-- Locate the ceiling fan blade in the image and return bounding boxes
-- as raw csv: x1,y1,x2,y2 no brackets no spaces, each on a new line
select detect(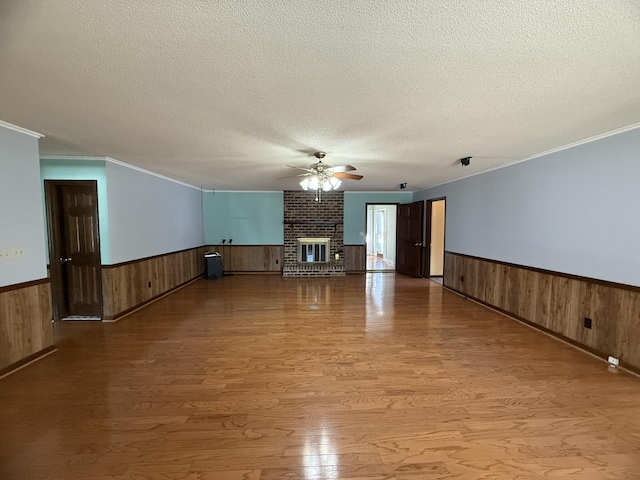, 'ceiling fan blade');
277,172,312,180
329,165,356,173
333,172,363,180
286,165,314,172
